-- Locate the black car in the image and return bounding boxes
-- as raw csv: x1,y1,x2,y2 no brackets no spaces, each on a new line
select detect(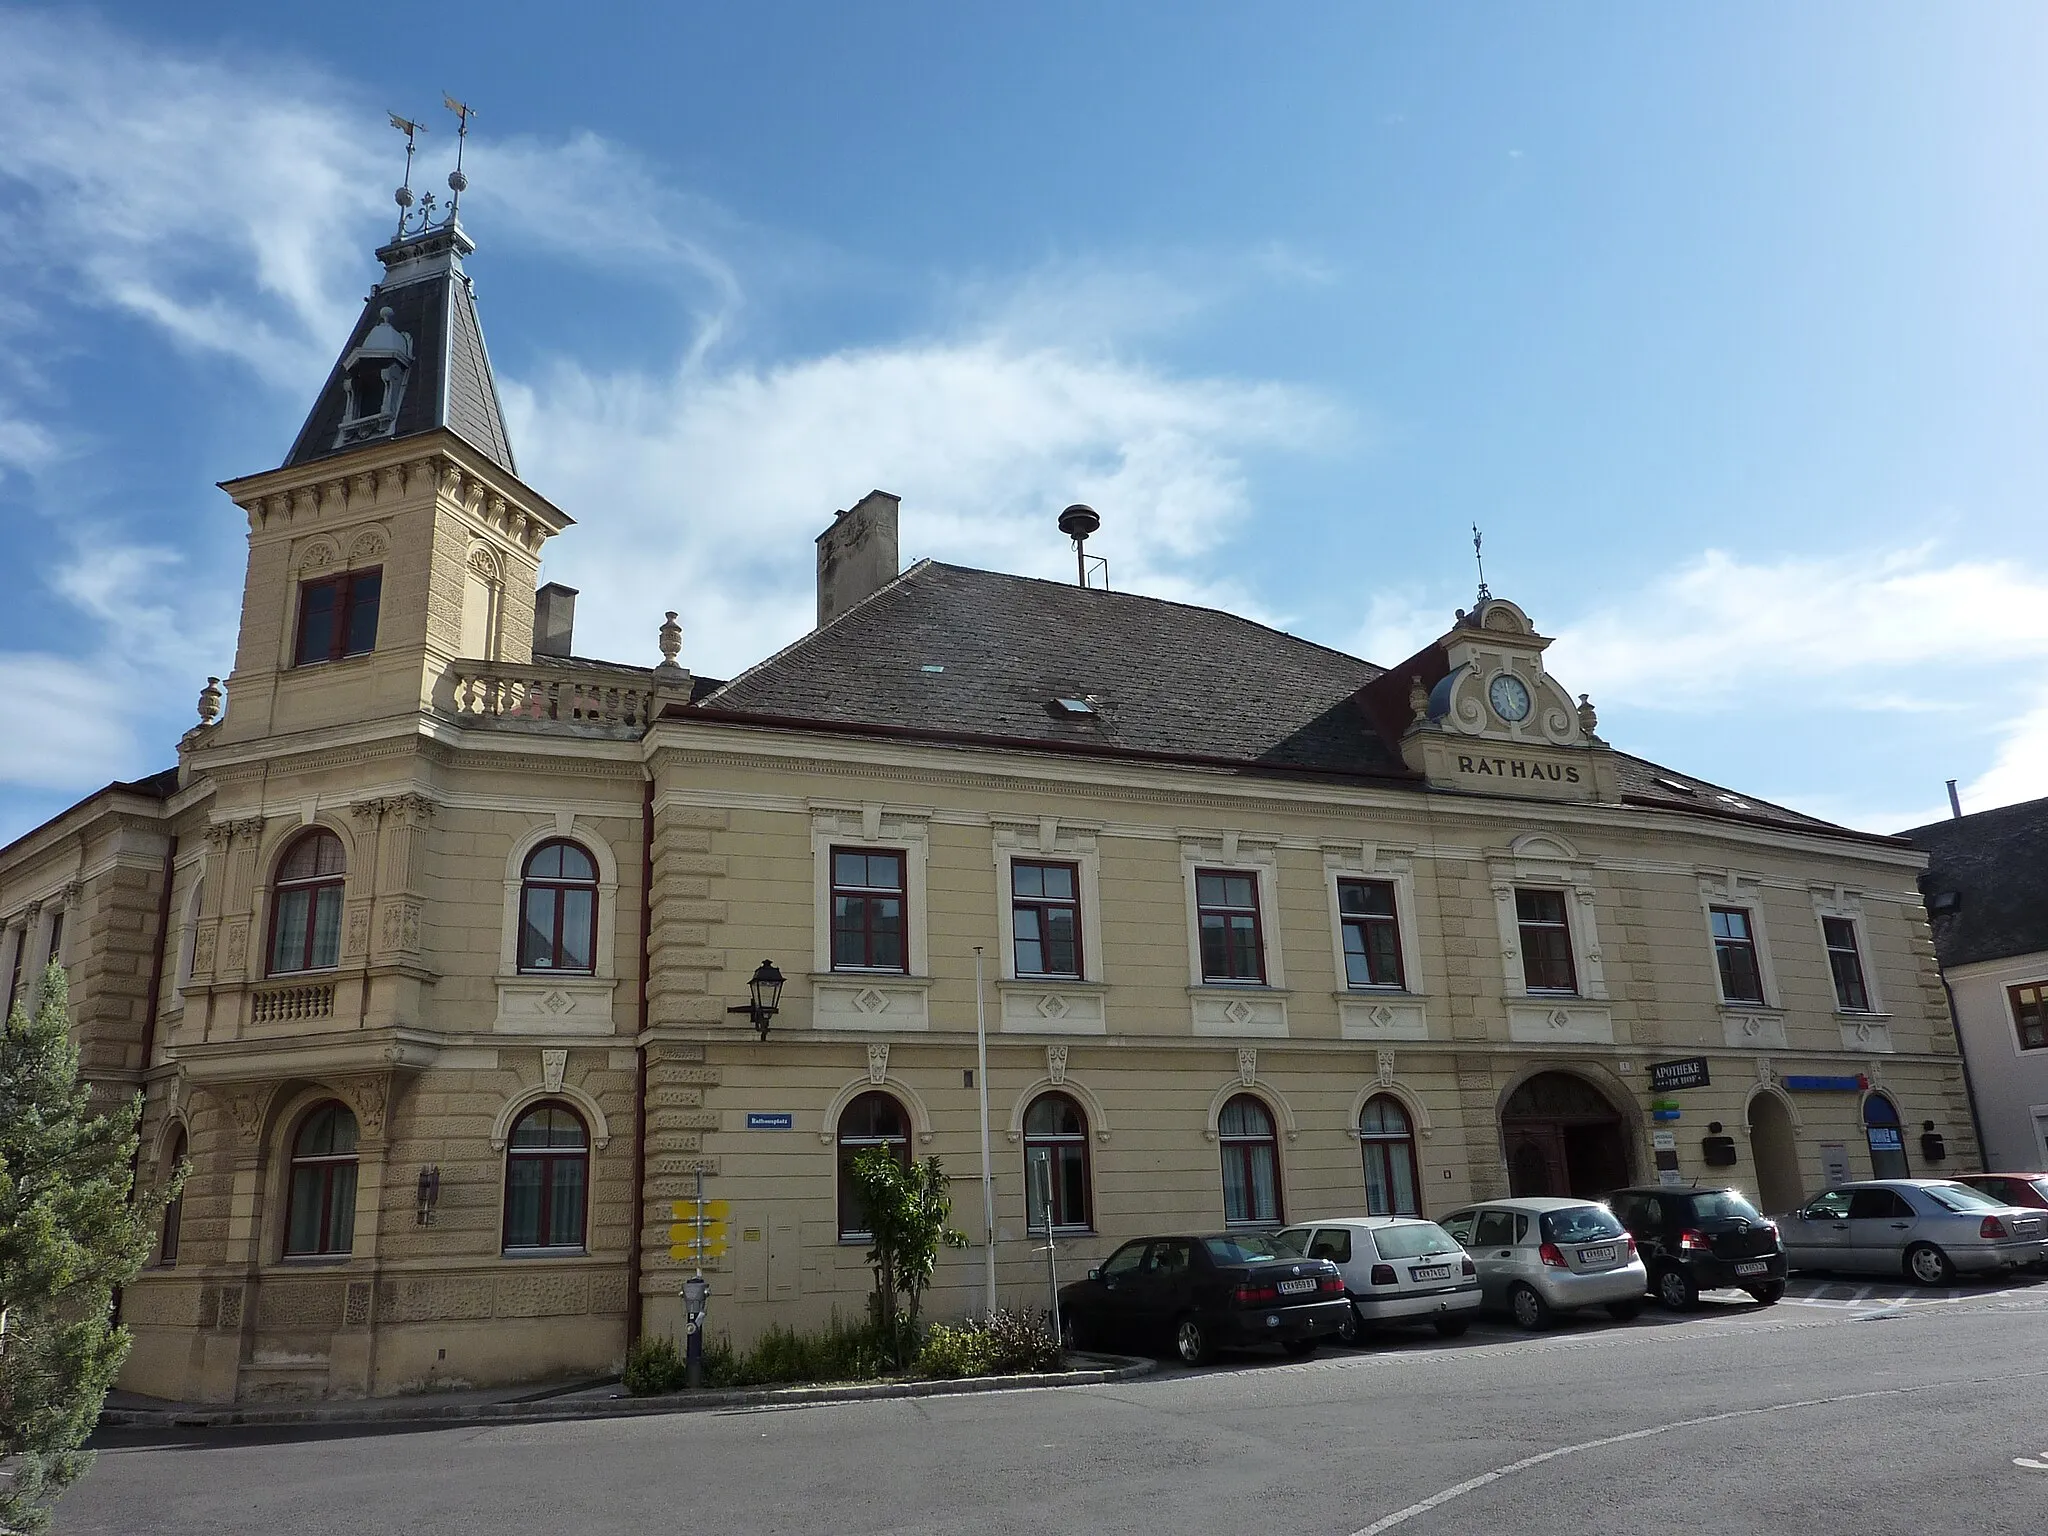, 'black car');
1058,1233,1351,1364
1605,1186,1787,1309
